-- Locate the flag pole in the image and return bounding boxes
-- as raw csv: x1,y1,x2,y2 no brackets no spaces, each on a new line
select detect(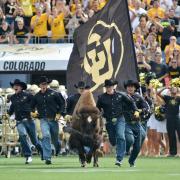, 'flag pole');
124,0,140,83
